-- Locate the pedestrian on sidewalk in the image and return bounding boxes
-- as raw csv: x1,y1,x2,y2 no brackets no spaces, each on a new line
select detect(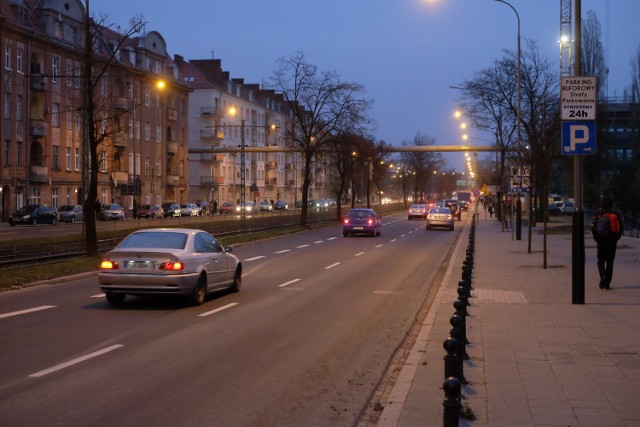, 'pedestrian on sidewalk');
590,198,623,289
488,204,494,218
